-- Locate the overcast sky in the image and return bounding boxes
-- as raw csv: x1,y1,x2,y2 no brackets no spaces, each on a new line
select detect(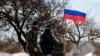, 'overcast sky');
67,0,100,23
